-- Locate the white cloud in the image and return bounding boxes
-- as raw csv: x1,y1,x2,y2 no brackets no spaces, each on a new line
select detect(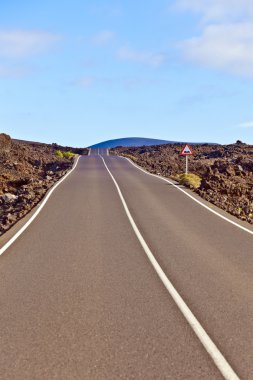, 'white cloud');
75,75,162,89
118,46,166,67
178,85,238,107
78,76,96,87
0,30,60,58
238,121,253,128
175,1,253,76
175,0,253,22
91,30,114,46
0,64,33,78
180,22,253,76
